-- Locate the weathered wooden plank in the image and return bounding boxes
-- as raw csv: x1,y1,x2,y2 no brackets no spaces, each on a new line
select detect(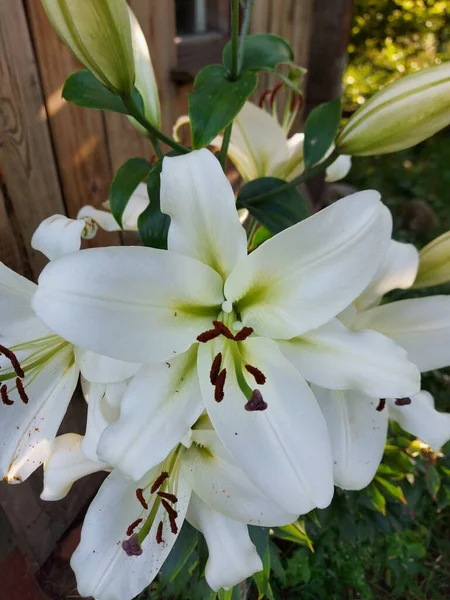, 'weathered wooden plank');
0,0,66,279
104,0,177,172
0,177,30,278
25,0,120,248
